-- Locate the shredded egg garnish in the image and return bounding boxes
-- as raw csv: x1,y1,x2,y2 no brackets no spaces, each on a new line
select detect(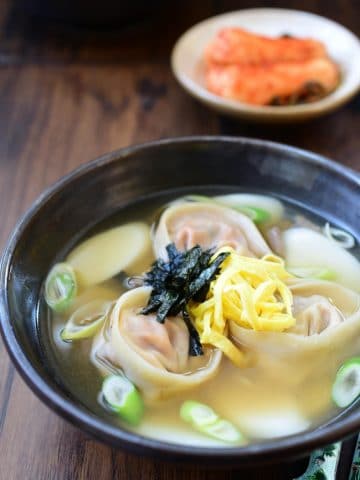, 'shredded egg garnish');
189,247,296,367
